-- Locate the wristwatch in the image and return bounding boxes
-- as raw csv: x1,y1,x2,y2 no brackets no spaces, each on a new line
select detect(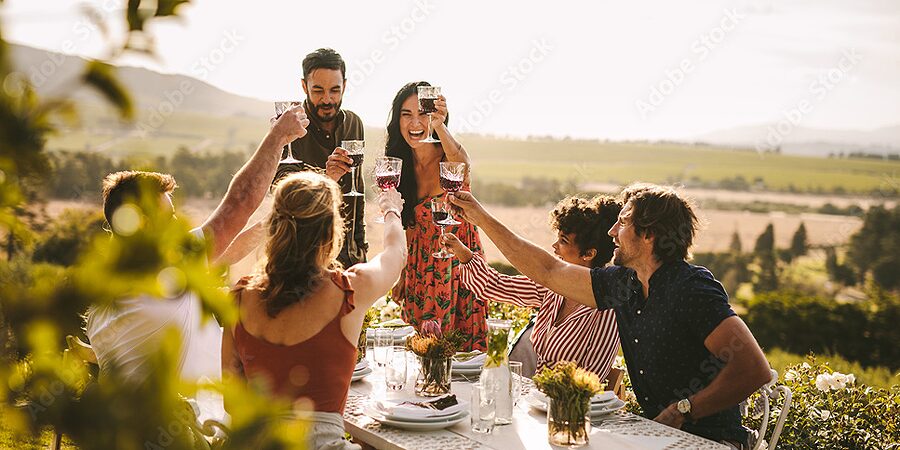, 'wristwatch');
676,398,693,422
